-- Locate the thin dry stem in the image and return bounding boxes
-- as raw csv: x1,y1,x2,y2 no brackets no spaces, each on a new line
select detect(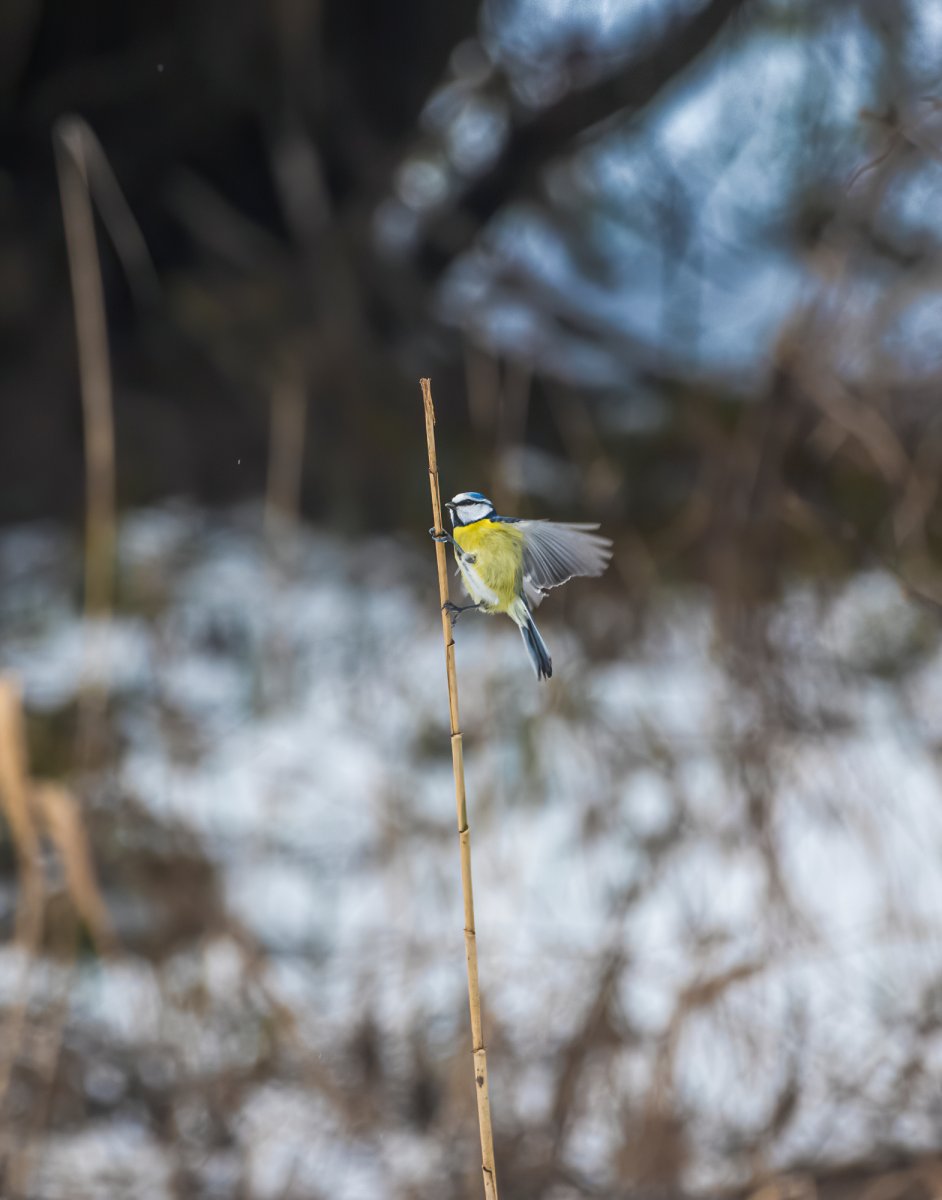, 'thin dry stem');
265,358,308,547
0,680,110,1190
4,906,79,1199
0,679,45,1108
62,116,160,307
54,116,118,765
34,782,115,955
54,117,116,622
422,378,499,1200
262,358,308,707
